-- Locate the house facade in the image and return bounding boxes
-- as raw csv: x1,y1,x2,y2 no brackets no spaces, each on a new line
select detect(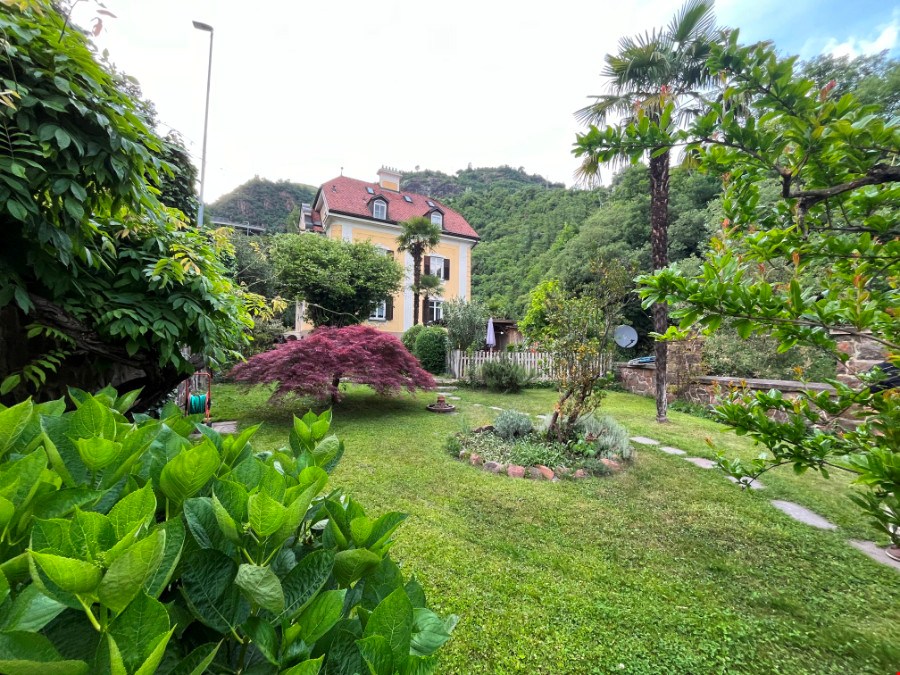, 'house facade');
294,167,480,337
